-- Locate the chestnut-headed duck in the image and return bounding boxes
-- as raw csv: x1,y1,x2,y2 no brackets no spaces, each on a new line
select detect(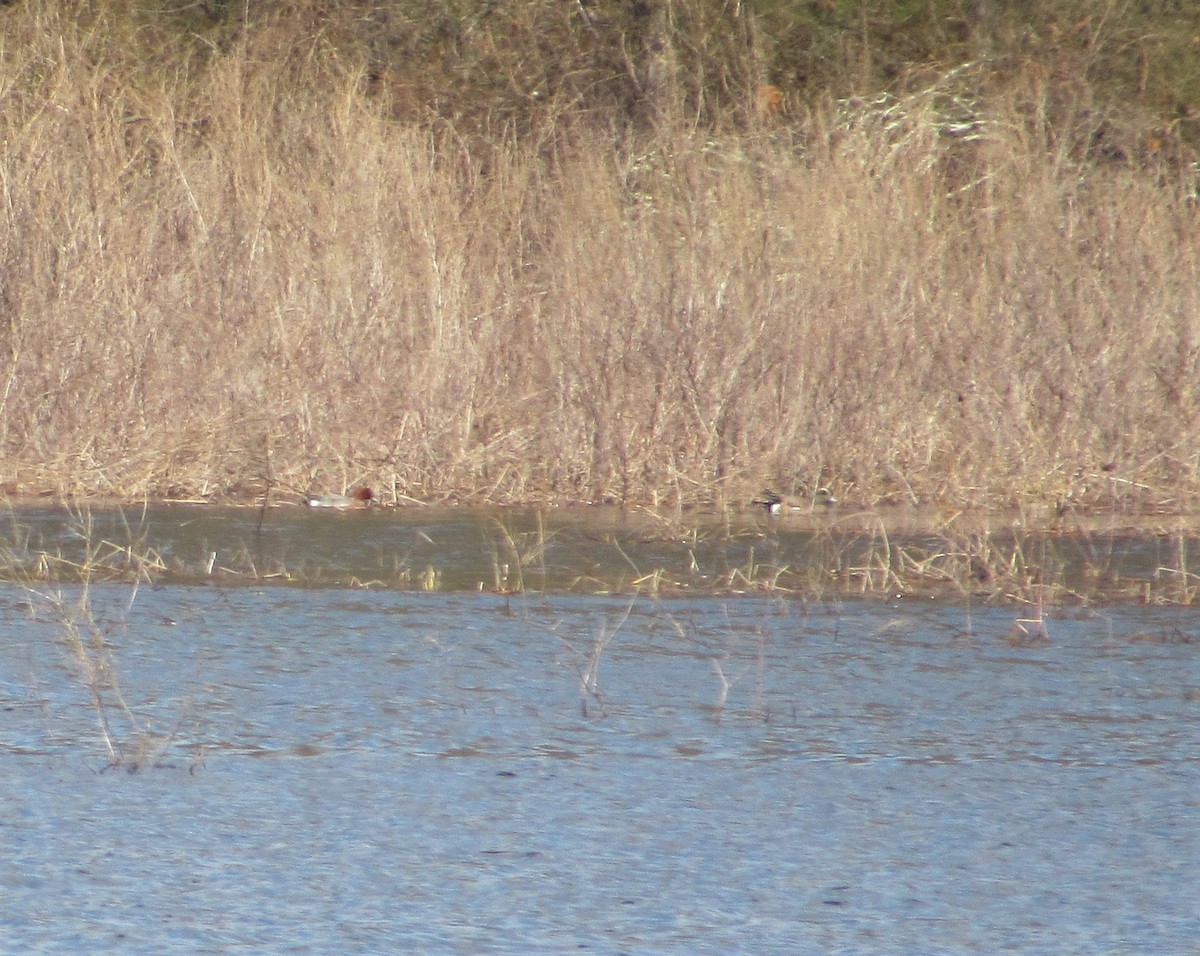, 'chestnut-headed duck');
303,487,375,509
